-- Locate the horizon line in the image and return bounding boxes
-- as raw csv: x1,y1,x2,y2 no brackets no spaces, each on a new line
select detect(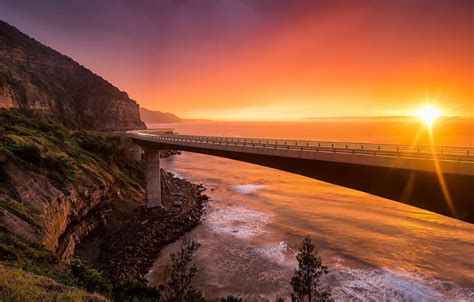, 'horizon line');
145,115,474,124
